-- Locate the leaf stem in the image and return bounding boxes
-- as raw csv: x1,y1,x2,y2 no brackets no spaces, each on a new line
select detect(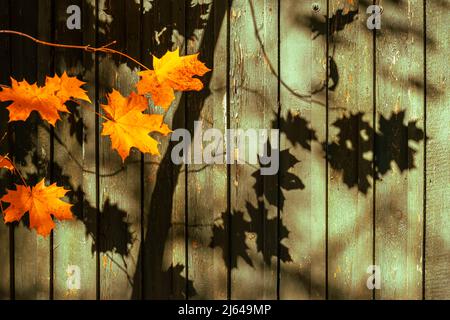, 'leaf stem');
72,100,109,122
7,157,28,188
